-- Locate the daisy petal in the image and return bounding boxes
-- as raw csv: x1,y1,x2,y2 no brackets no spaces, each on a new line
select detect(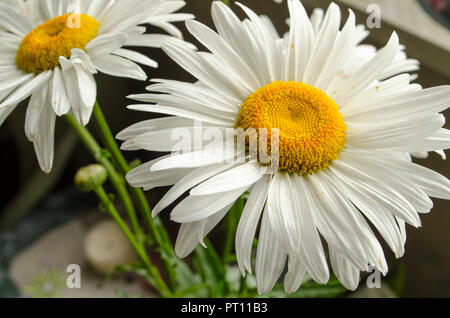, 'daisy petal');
236,175,271,275
256,206,287,295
